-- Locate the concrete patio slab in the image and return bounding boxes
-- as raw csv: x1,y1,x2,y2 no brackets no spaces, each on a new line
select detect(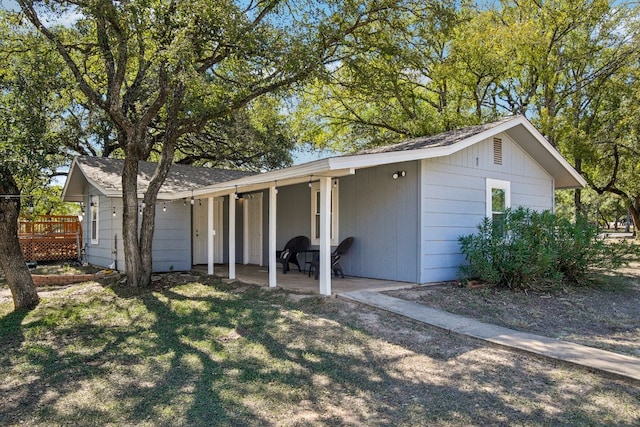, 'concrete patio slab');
195,264,413,294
